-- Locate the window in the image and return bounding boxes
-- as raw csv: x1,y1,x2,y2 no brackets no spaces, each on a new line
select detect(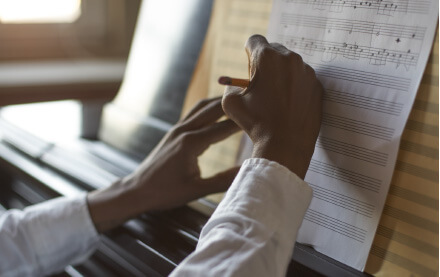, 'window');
0,1,140,61
0,0,140,106
0,0,81,24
